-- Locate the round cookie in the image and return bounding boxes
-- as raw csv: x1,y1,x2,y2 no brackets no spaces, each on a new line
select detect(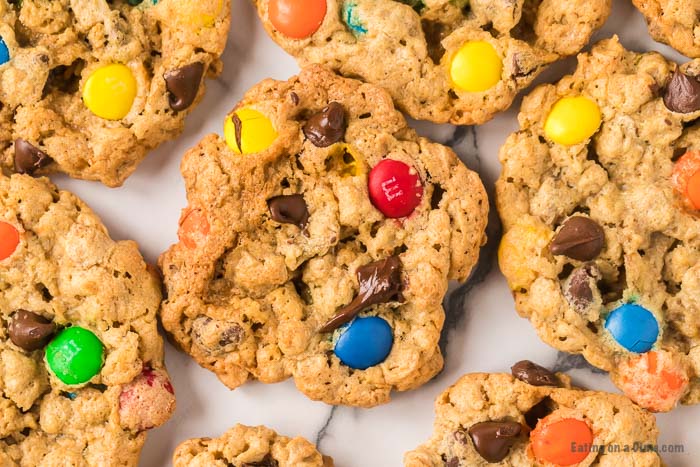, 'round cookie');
404,362,662,466
632,0,700,58
0,0,231,187
159,65,488,407
497,36,700,412
173,424,334,467
253,0,611,125
0,174,175,465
